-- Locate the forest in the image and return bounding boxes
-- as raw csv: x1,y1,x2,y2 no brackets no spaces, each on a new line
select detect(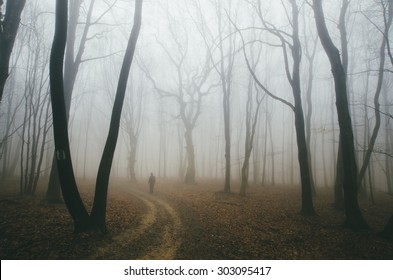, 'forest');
0,0,393,259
